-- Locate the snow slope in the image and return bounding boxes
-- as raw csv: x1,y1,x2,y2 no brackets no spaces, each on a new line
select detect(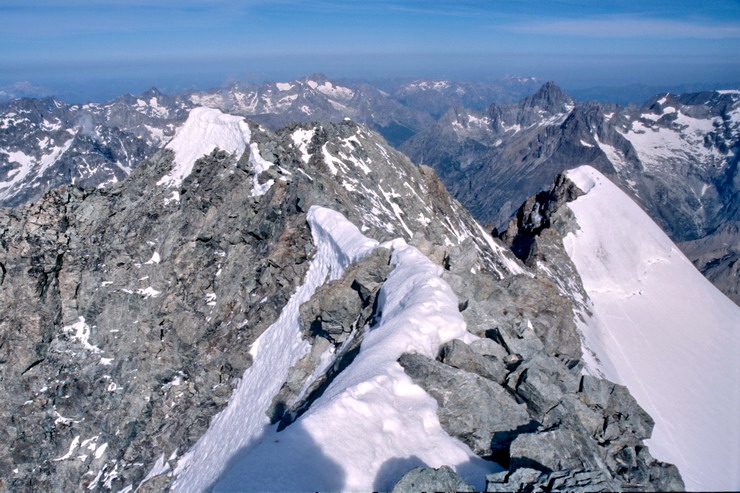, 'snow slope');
158,107,251,188
172,206,498,492
562,165,740,491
